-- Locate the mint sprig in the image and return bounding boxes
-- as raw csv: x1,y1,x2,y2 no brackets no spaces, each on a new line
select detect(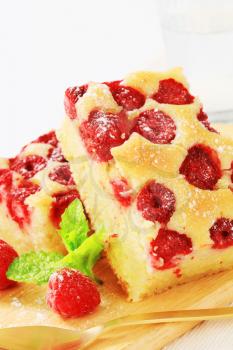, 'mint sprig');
7,251,63,285
7,199,105,285
61,228,105,282
59,198,89,252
